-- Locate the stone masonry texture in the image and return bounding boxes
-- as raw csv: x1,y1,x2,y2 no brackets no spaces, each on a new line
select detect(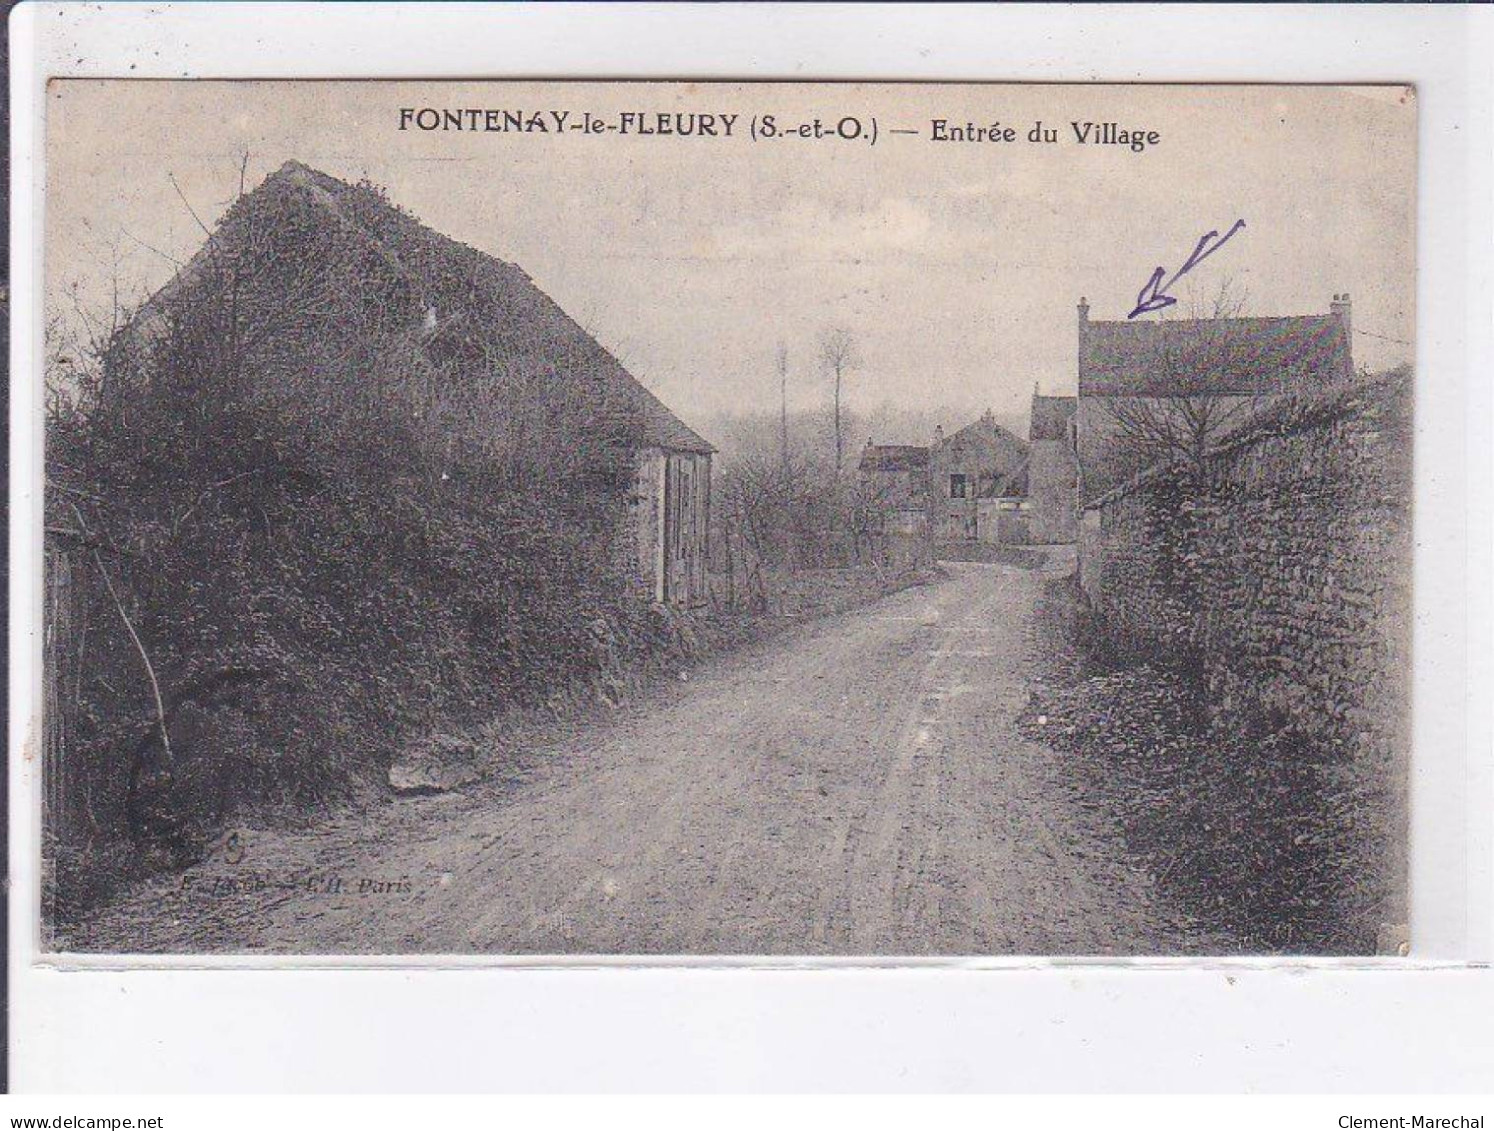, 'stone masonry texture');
1077,370,1413,933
